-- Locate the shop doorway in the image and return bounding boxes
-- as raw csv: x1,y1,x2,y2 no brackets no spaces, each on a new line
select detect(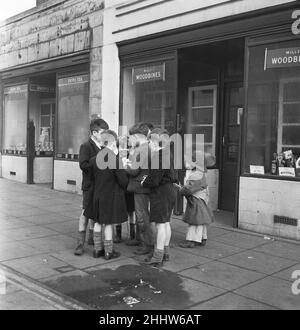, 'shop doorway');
178,38,245,225
28,74,56,186
219,83,243,211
